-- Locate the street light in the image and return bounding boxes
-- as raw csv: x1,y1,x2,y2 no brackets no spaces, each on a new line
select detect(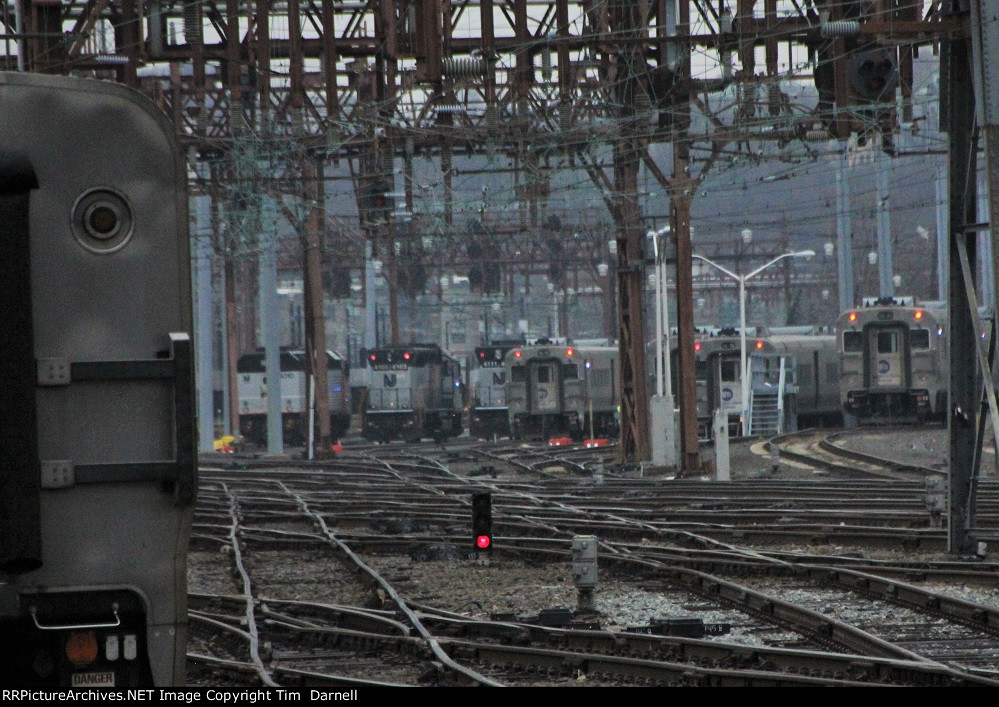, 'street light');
692,249,815,435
